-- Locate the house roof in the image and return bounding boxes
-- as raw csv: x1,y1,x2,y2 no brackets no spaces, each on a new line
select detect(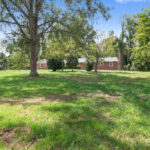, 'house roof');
78,58,86,63
102,57,118,62
37,59,47,64
78,57,118,63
